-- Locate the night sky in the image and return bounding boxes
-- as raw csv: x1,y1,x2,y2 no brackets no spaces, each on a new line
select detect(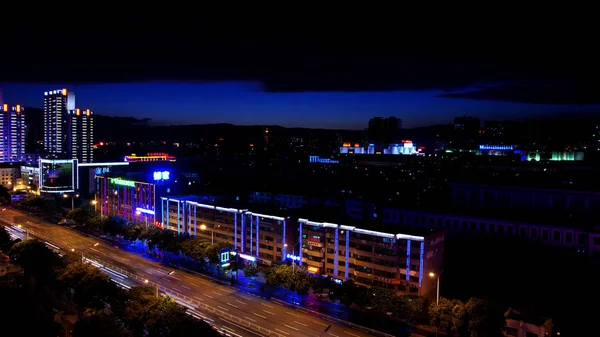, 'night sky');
2,16,599,129
3,82,599,129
